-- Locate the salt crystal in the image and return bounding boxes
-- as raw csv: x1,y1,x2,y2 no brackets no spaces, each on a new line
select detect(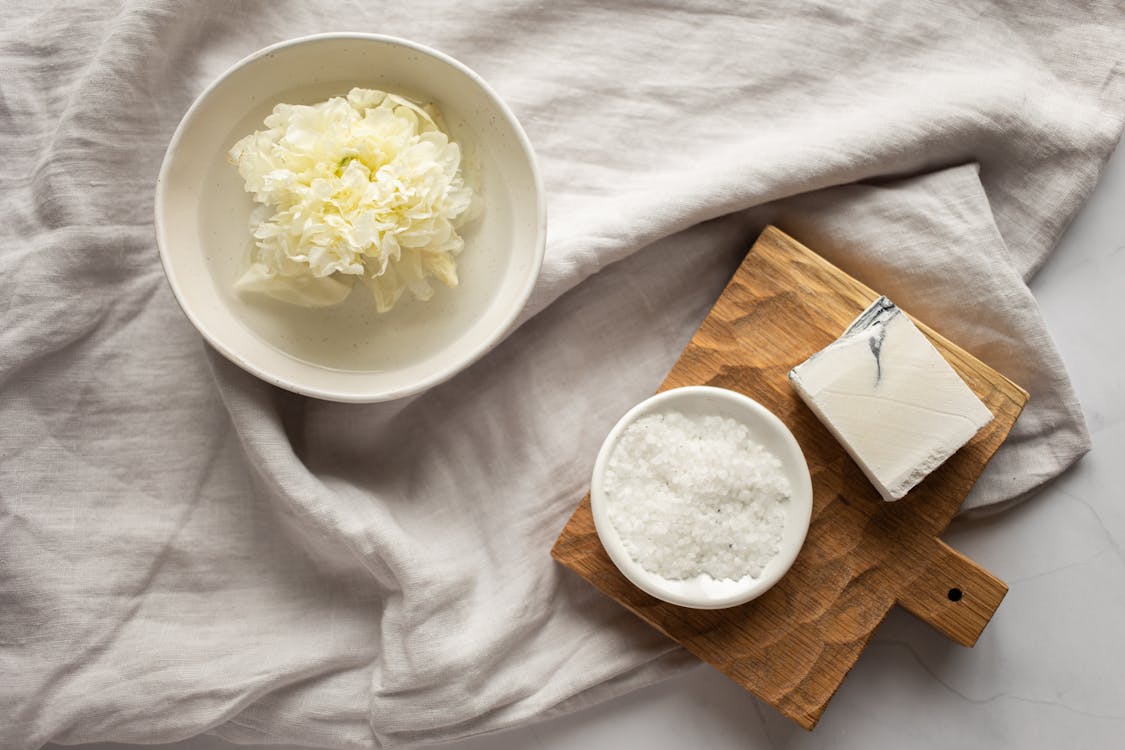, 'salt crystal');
604,409,790,581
